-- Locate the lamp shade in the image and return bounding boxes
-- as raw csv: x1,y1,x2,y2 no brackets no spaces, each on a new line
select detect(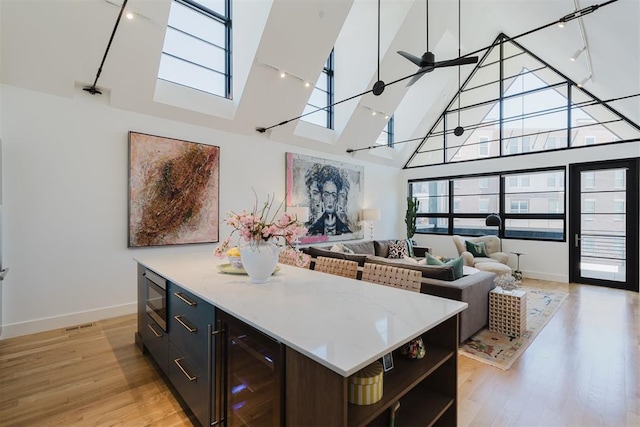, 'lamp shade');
485,213,501,227
287,206,309,223
362,208,381,221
